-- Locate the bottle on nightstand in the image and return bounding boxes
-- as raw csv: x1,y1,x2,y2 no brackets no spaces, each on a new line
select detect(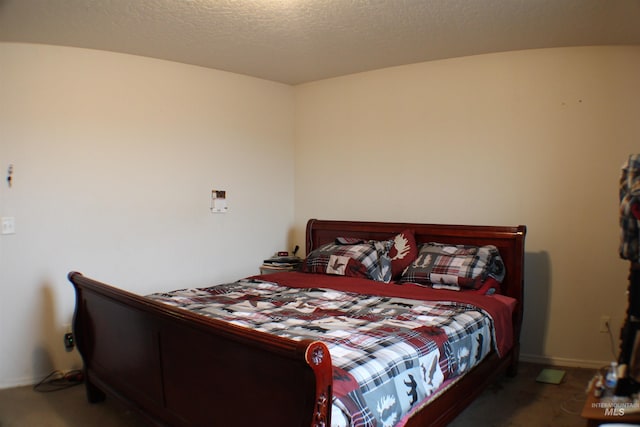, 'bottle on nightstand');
605,362,619,395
